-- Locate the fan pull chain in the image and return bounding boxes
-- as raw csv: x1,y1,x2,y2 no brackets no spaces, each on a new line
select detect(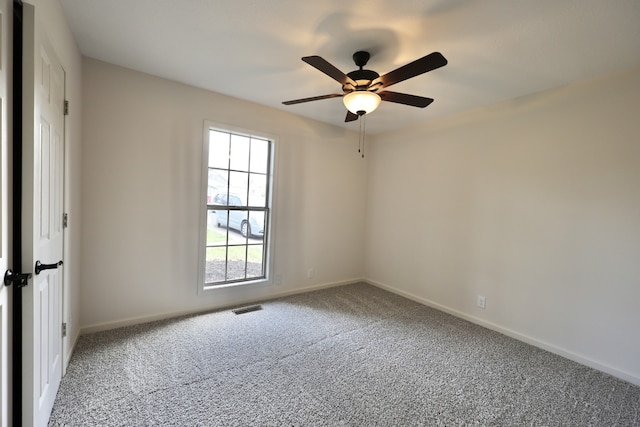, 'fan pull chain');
358,116,362,154
358,114,366,158
361,114,366,158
